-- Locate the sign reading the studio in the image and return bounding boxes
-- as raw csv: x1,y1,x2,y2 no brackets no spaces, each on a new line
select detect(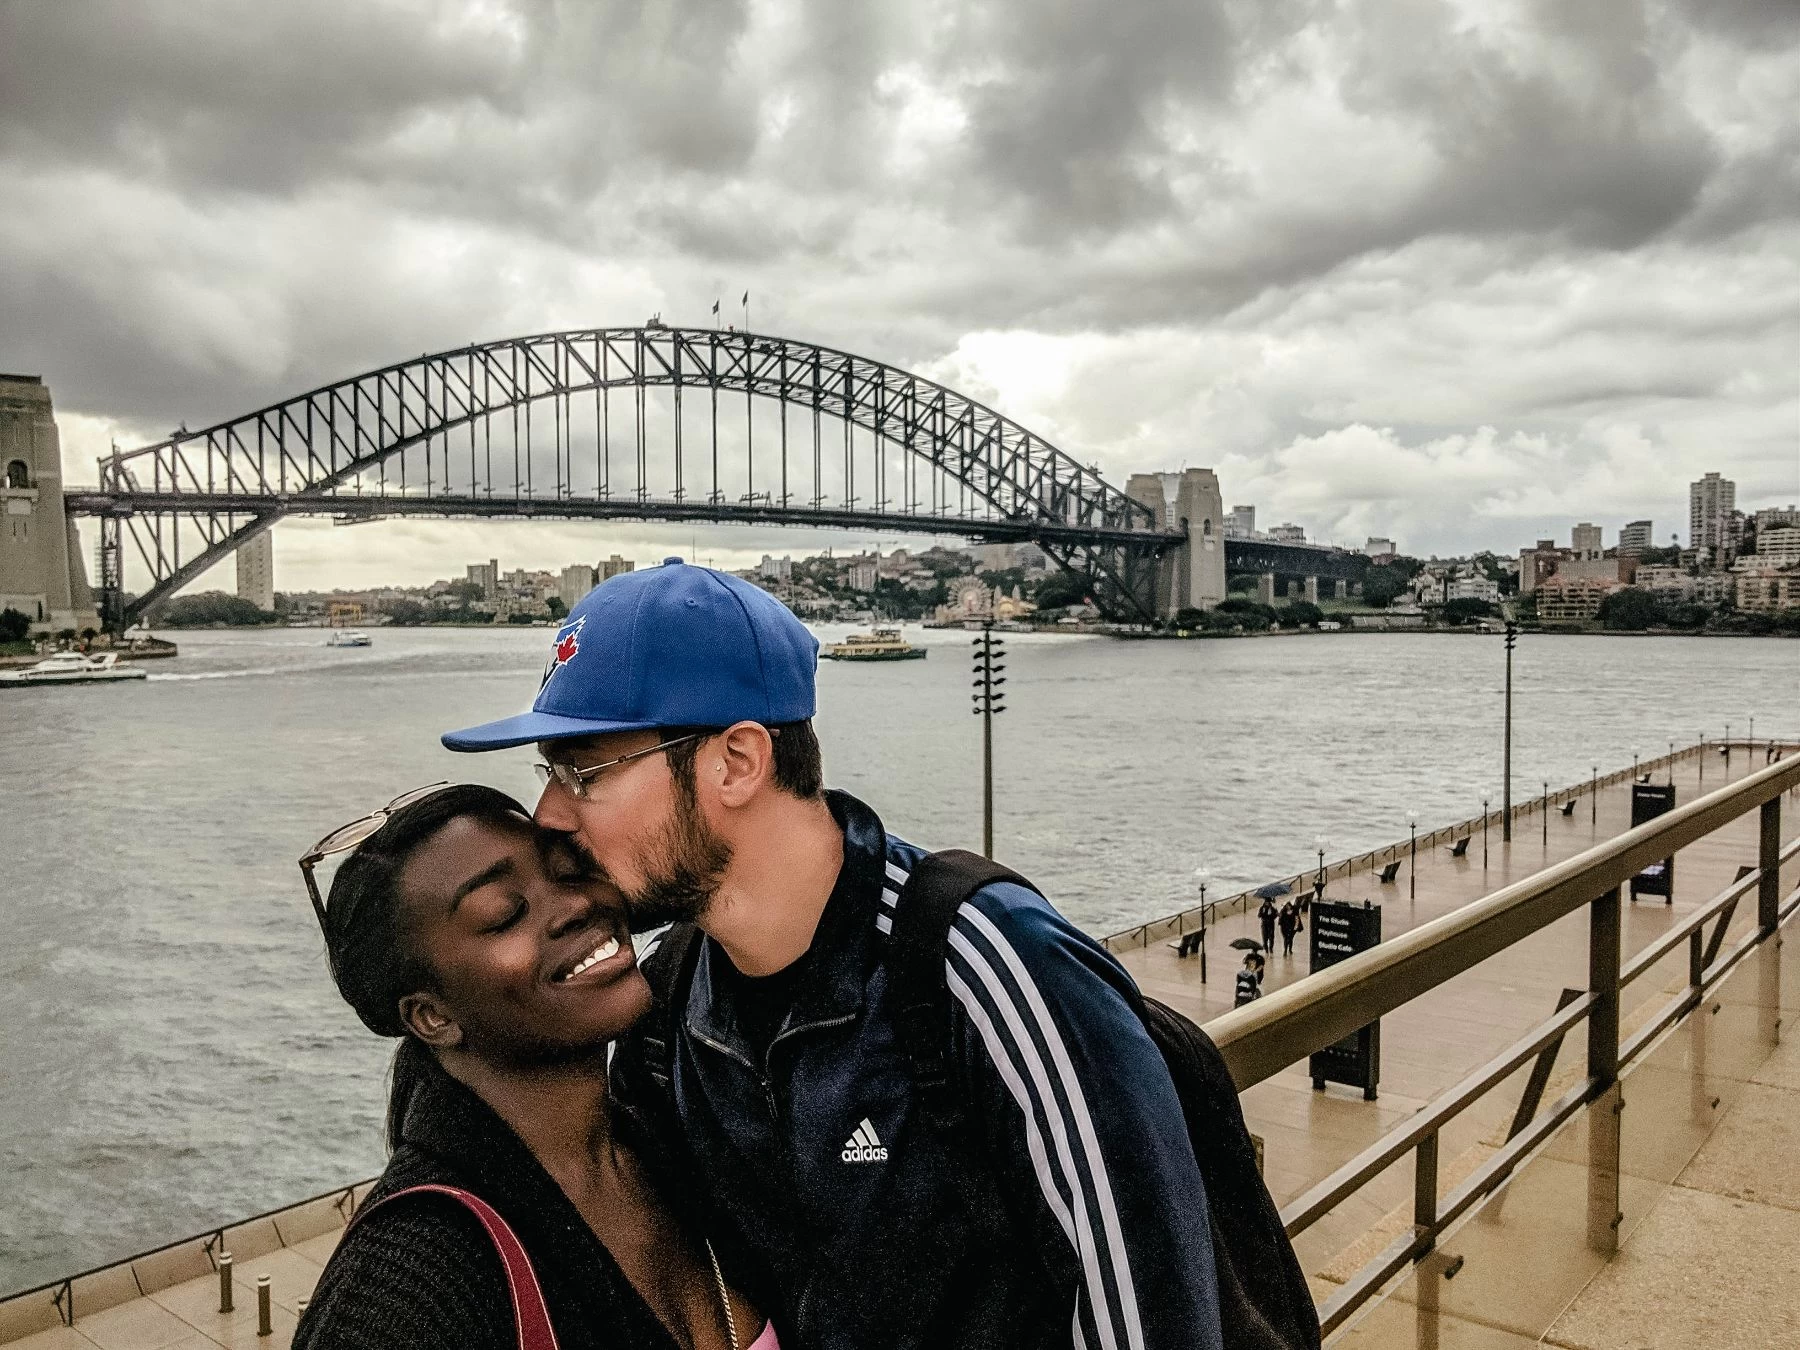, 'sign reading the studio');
1308,899,1382,1100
